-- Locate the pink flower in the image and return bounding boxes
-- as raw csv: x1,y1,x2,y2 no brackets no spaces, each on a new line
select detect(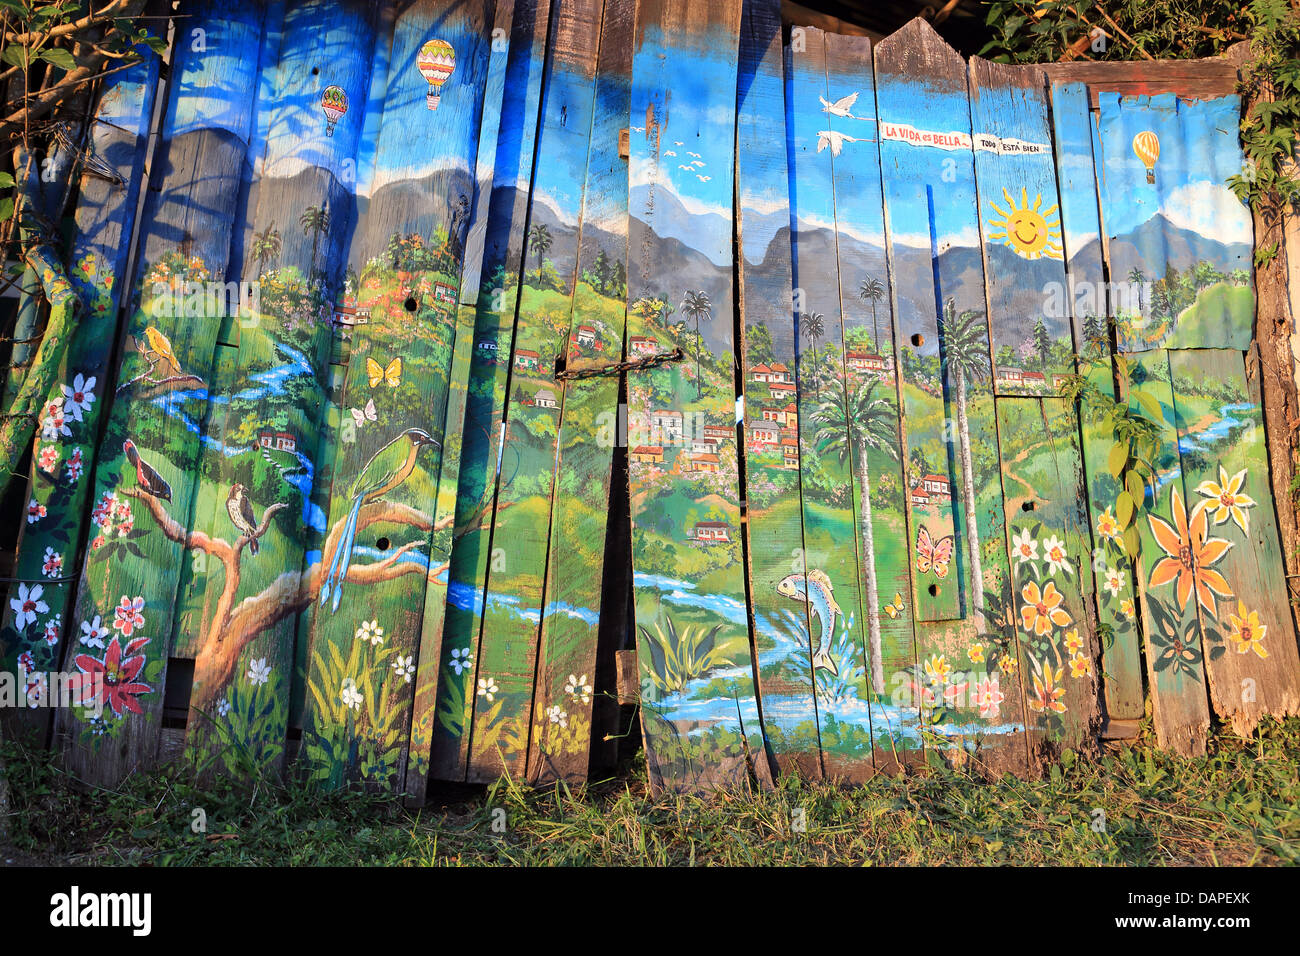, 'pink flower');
113,595,145,637
27,499,47,523
973,676,1005,719
66,447,83,482
37,445,59,474
41,547,63,578
17,651,35,675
